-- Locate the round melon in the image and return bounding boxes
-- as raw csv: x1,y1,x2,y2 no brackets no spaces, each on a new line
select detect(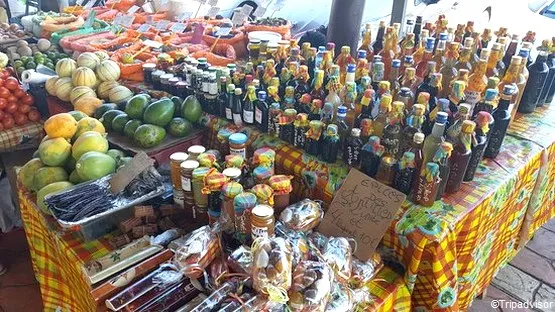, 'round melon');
75,151,116,181
54,77,73,102
94,51,110,62
71,67,97,88
32,167,69,192
38,137,72,166
74,97,103,117
45,76,59,96
19,158,44,190
77,52,100,70
109,85,133,104
44,113,77,139
97,81,120,100
37,181,74,214
74,117,105,139
55,58,77,77
68,110,87,121
70,86,96,105
95,60,121,82
72,131,109,160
